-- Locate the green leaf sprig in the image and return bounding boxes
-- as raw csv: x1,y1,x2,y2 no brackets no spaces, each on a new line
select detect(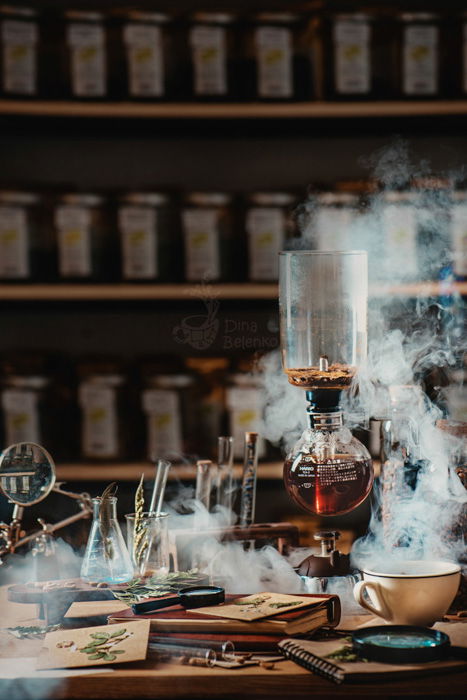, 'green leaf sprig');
78,628,129,662
112,570,202,604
